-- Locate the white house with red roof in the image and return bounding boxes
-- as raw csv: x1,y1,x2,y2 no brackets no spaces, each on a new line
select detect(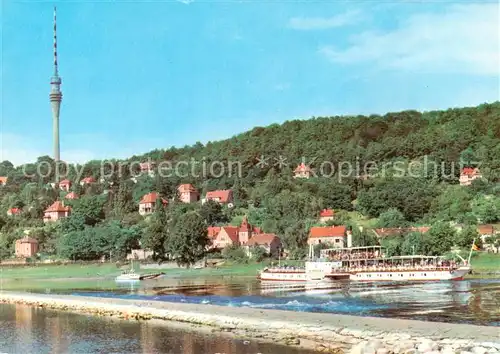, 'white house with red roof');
294,163,312,179
319,209,335,223
80,176,96,186
307,225,348,247
58,179,71,192
0,177,8,186
65,192,79,200
245,233,281,257
139,192,168,215
459,167,482,186
7,208,21,216
177,184,200,203
43,201,71,223
203,189,233,207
